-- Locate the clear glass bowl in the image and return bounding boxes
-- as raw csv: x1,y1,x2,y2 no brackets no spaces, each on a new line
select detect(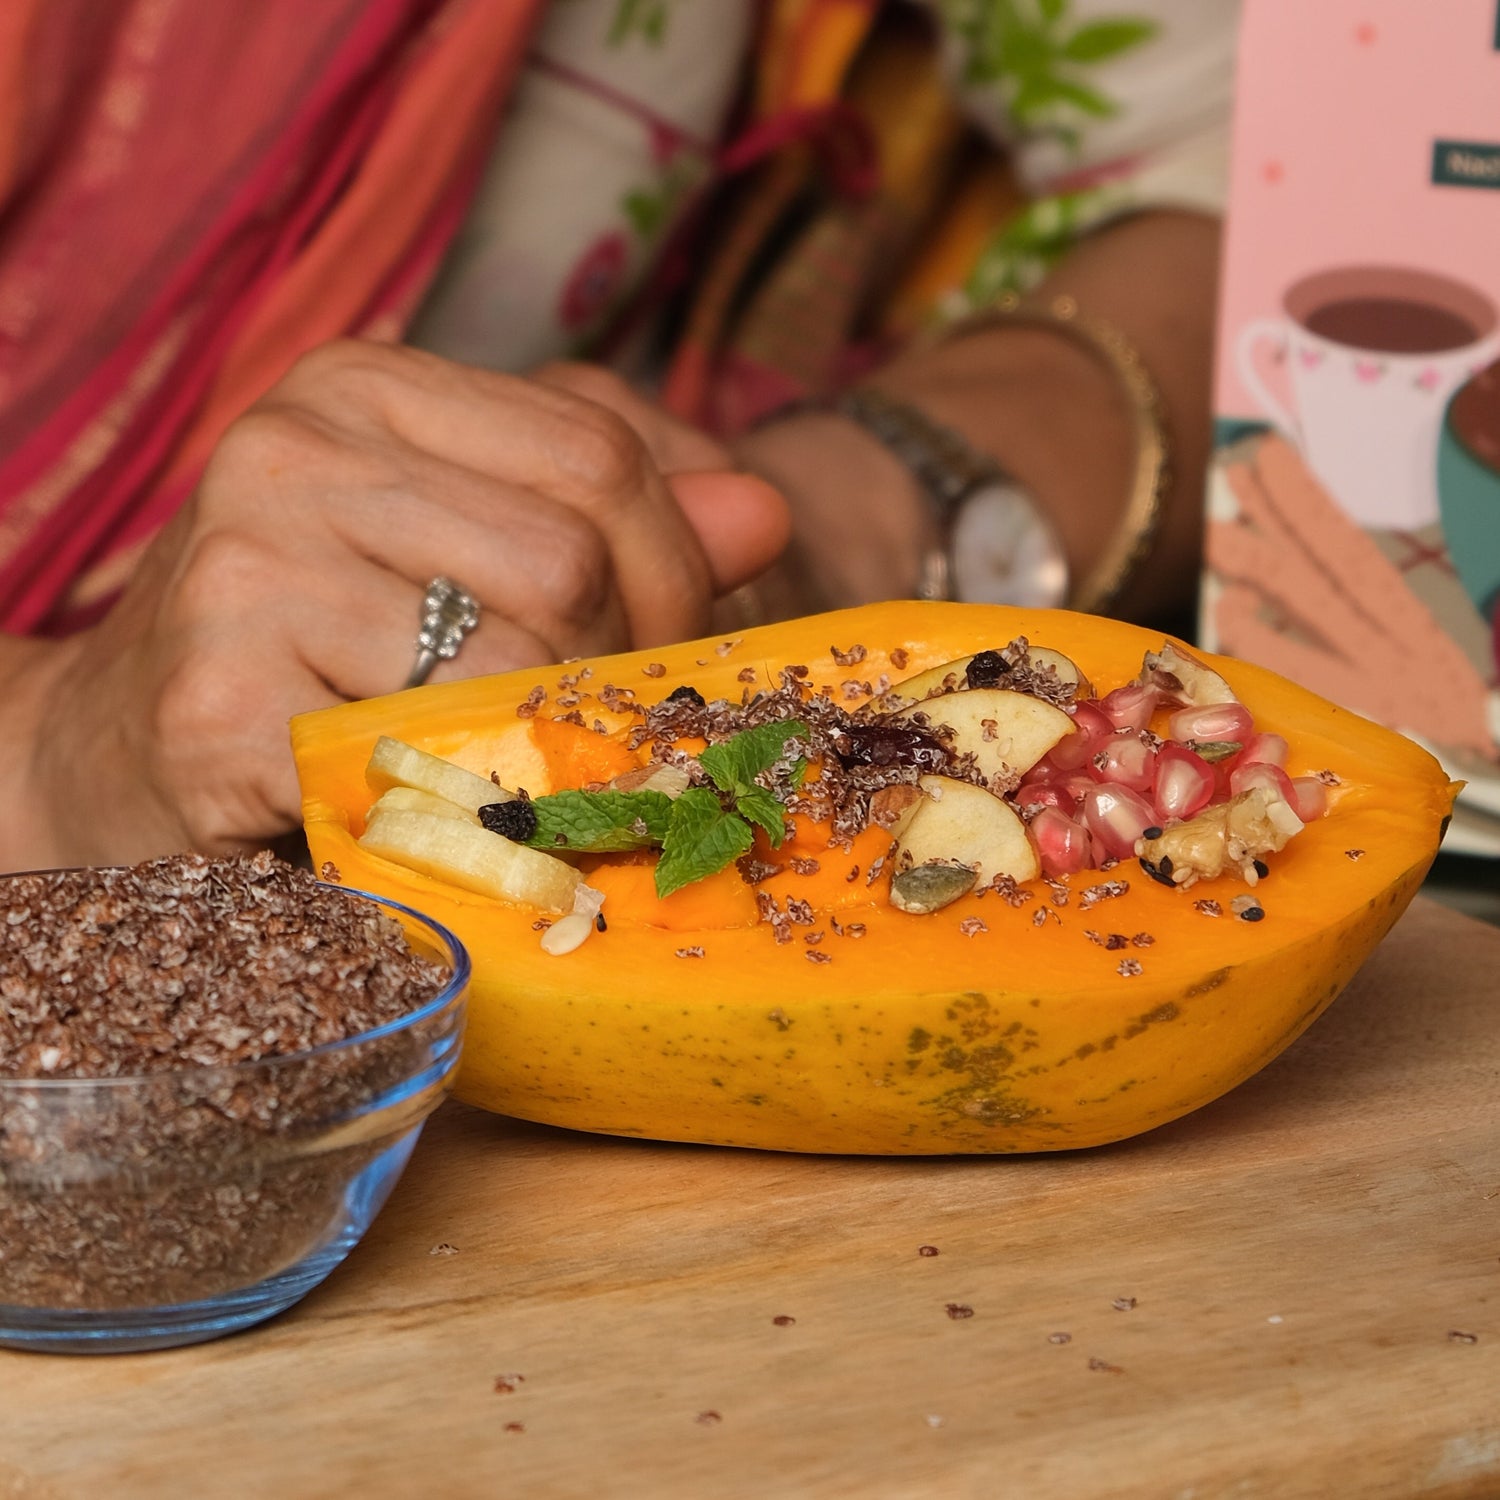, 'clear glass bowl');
0,888,468,1354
